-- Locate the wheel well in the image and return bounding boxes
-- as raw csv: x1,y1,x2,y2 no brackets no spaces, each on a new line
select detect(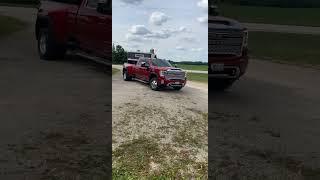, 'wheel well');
149,73,157,81
36,17,49,40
